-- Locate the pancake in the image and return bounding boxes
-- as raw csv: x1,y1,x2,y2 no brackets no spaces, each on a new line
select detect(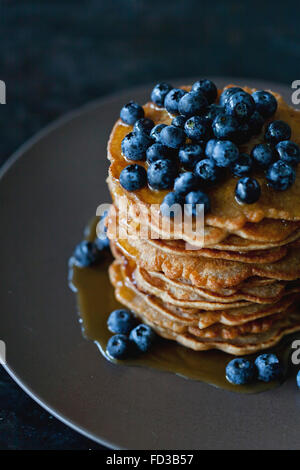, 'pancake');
105,82,300,356
109,259,300,354
108,85,300,233
108,176,300,248
114,236,300,290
